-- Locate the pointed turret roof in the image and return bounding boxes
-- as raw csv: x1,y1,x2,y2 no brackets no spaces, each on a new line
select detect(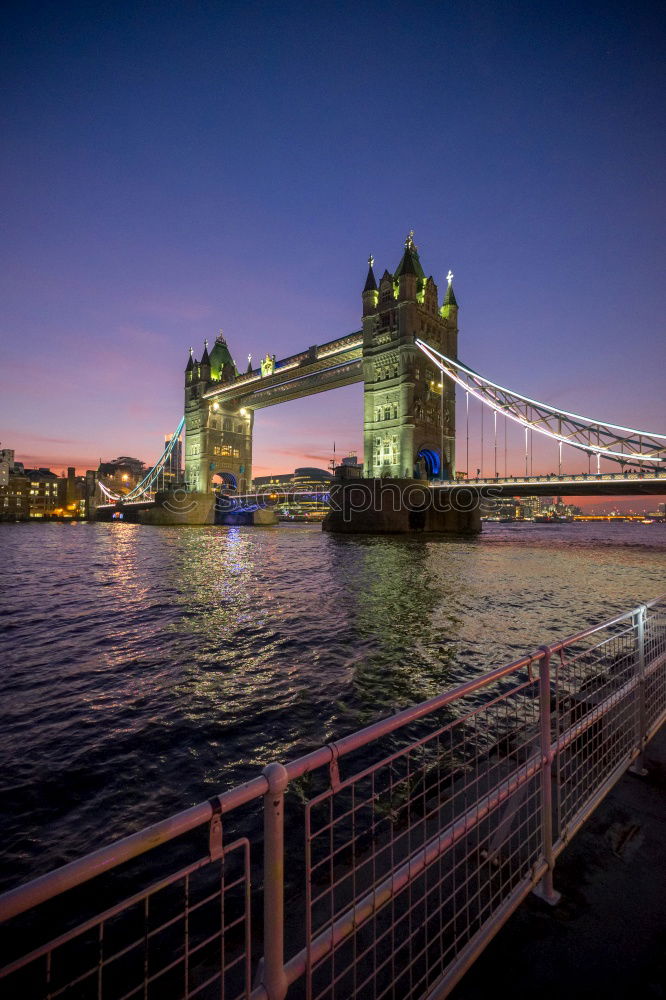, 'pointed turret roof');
363,254,377,292
443,270,457,307
395,231,425,280
200,339,210,365
185,347,194,371
209,331,239,381
209,334,234,367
